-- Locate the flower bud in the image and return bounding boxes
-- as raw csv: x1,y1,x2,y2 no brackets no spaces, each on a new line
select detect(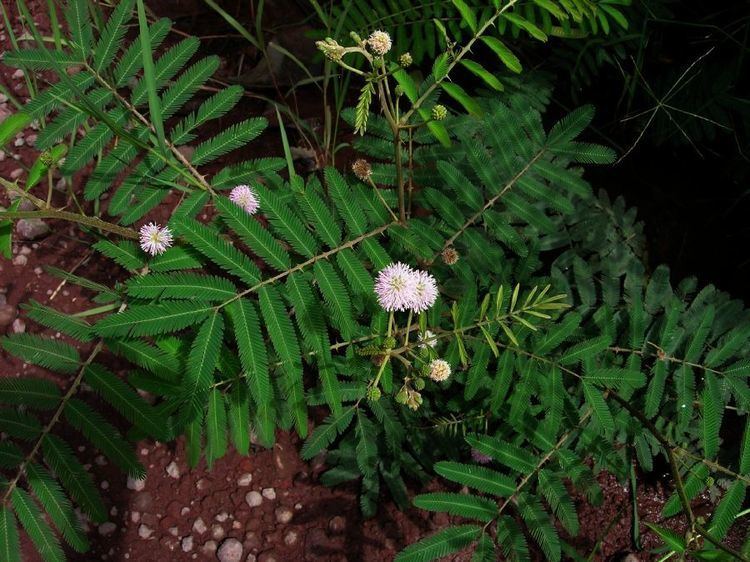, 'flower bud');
367,386,382,401
414,378,425,391
431,104,448,121
399,52,413,67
